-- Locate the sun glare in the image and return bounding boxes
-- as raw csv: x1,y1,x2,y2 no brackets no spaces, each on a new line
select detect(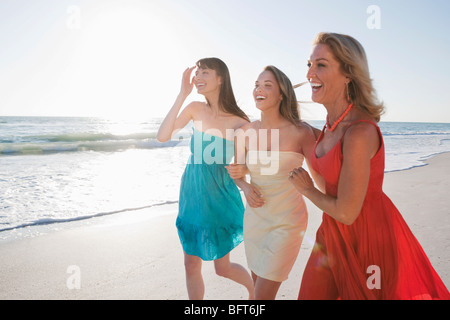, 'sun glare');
67,2,185,120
